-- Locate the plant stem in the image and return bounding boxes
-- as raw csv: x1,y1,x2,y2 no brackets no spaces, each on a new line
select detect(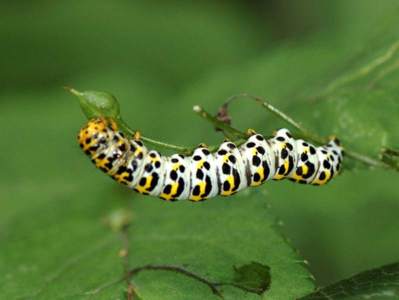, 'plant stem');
117,110,247,155
192,105,247,140
225,93,326,144
345,150,392,170
117,118,193,155
106,92,394,171
214,93,395,171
